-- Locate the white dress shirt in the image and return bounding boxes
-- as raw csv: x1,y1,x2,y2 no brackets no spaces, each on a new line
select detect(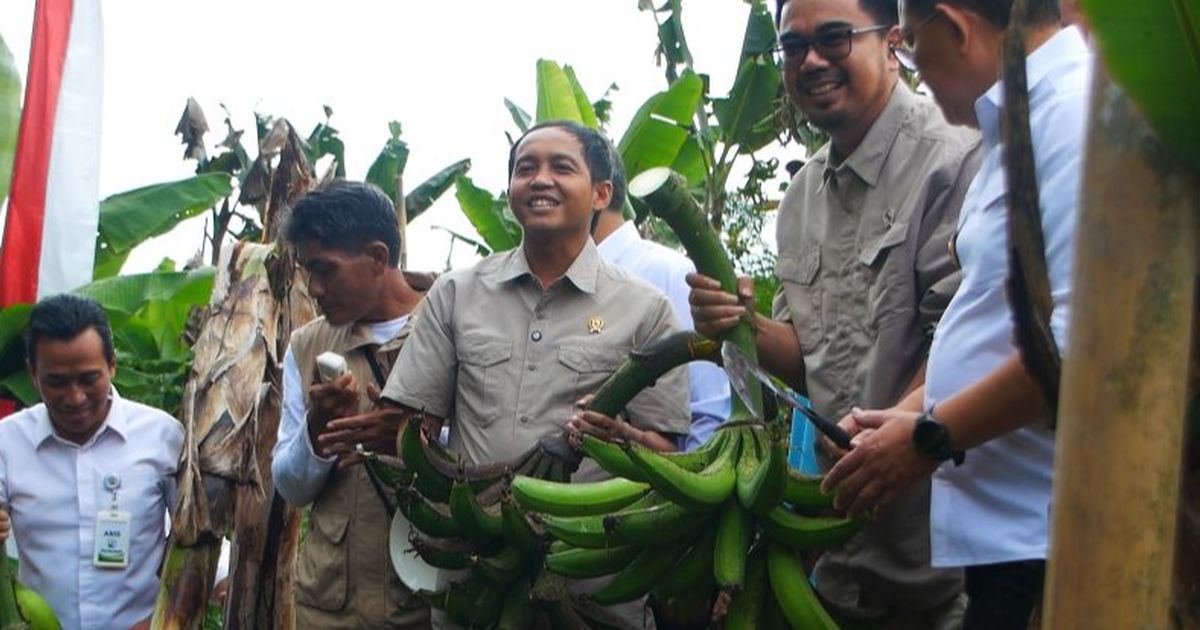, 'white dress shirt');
0,388,183,630
924,27,1092,567
596,222,732,450
272,316,408,506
